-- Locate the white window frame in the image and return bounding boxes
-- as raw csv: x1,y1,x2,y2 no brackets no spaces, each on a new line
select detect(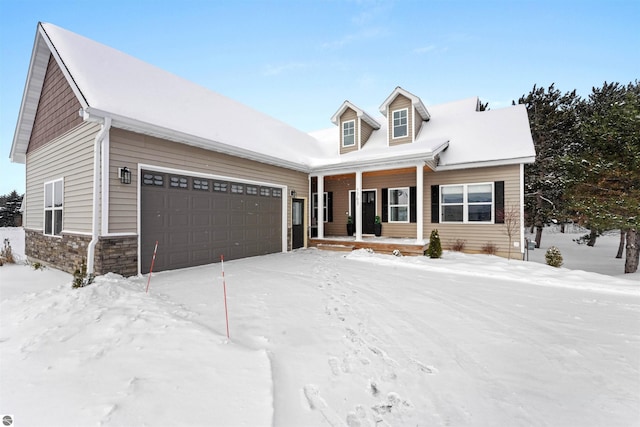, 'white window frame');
392,108,408,139
44,178,64,237
312,192,329,223
388,187,410,223
342,120,355,147
440,182,494,224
